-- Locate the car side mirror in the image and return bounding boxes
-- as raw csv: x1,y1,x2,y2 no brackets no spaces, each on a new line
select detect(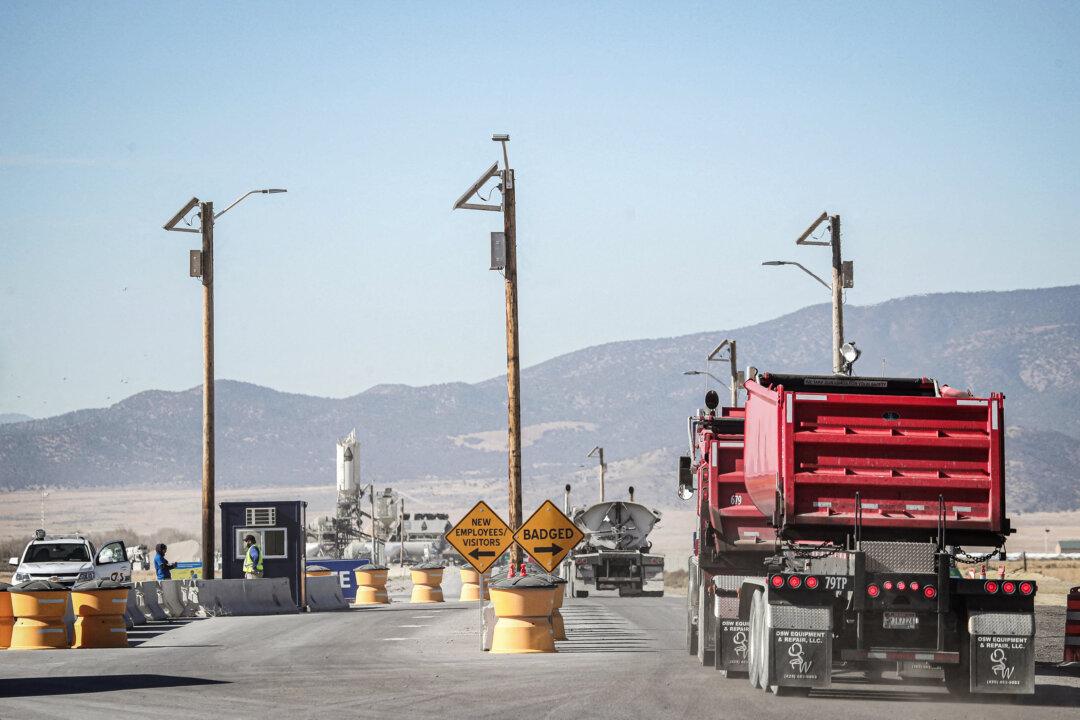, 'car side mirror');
8,557,18,566
677,456,694,501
